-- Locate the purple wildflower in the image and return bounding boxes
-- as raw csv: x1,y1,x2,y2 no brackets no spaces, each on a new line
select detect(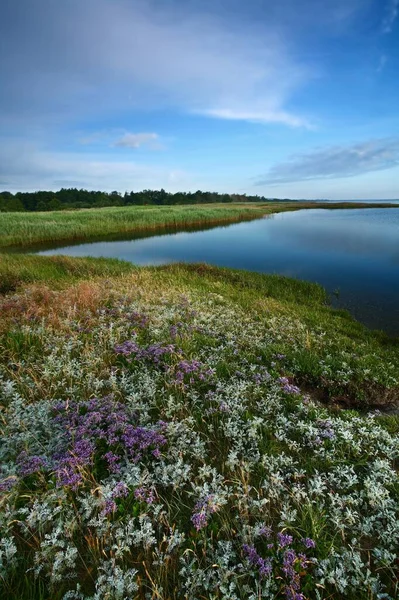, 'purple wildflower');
104,451,121,474
258,524,273,538
302,537,316,549
191,494,219,531
17,452,47,476
243,544,272,578
278,377,301,395
191,510,208,531
0,477,18,492
50,396,167,489
114,340,175,365
114,339,139,356
316,419,335,440
111,482,129,499
127,311,149,328
134,486,155,504
277,532,294,548
101,498,117,516
56,465,83,490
